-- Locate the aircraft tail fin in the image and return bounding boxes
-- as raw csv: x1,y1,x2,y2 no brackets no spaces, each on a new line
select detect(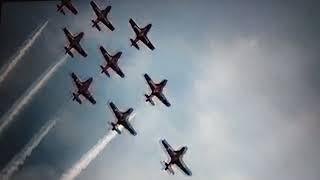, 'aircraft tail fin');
92,20,101,31
161,161,174,175
130,39,140,50
72,93,82,104
145,94,155,106
65,47,74,58
109,122,121,134
100,65,110,77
